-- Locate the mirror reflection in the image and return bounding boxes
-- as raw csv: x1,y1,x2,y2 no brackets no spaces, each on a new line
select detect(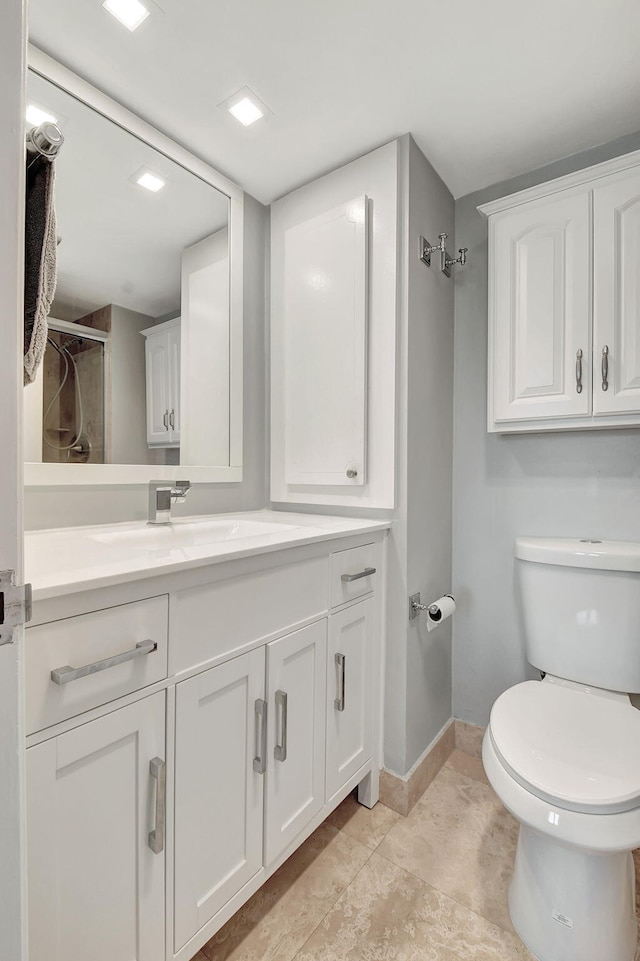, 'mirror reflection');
24,71,231,467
